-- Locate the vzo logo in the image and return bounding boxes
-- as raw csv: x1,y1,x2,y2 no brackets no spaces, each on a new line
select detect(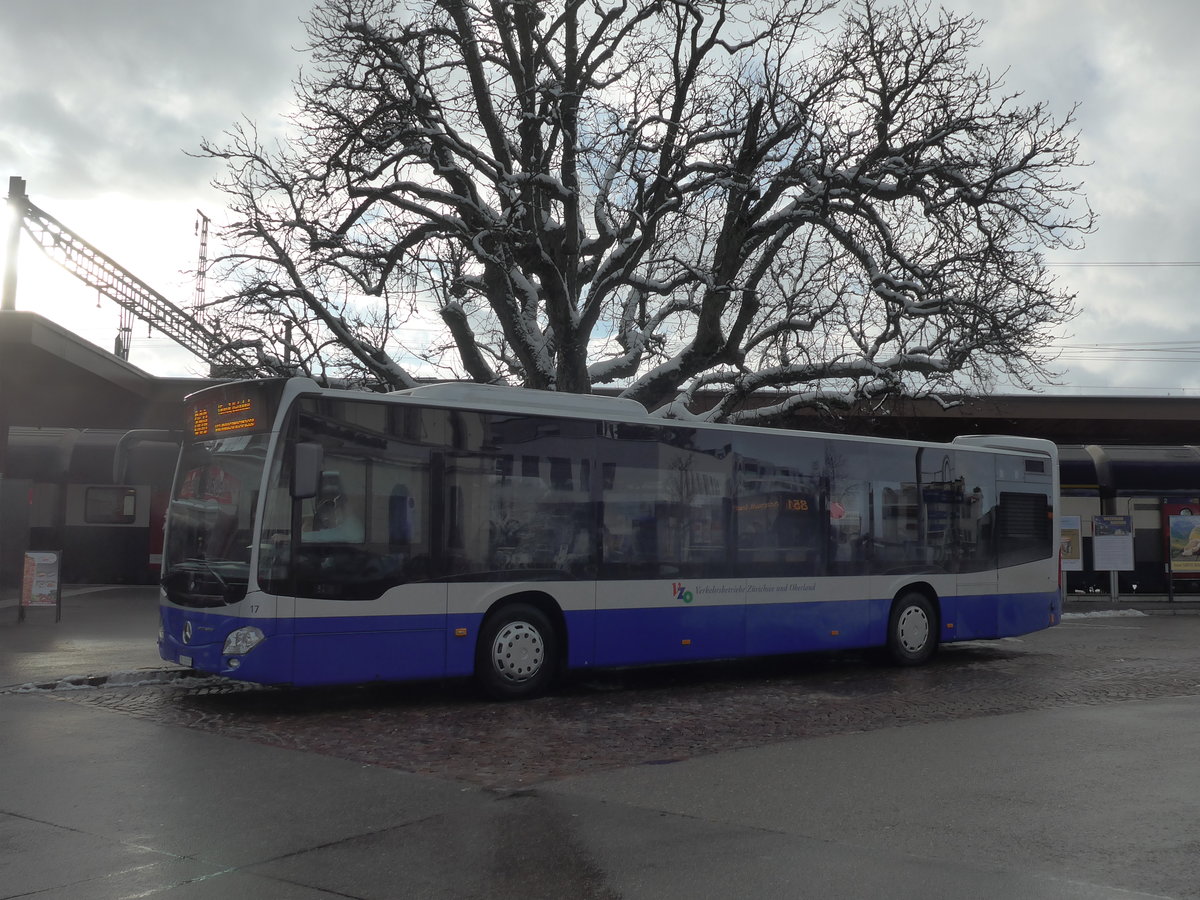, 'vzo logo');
673,582,694,604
